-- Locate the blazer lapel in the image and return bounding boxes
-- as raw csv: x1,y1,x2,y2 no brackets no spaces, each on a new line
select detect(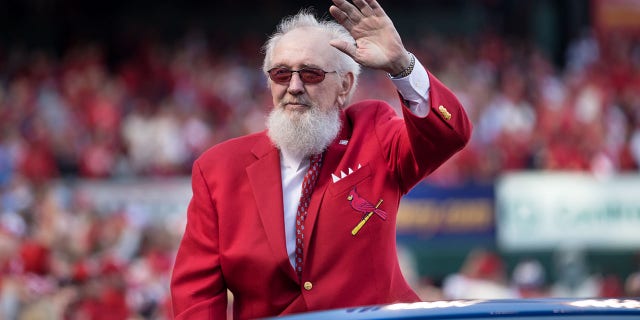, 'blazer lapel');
246,135,298,282
303,111,351,262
